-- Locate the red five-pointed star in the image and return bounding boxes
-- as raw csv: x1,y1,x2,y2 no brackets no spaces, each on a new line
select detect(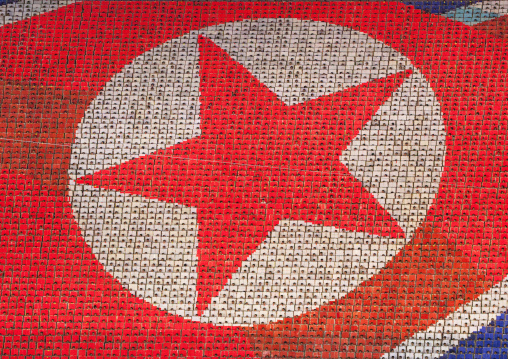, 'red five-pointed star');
78,36,412,314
